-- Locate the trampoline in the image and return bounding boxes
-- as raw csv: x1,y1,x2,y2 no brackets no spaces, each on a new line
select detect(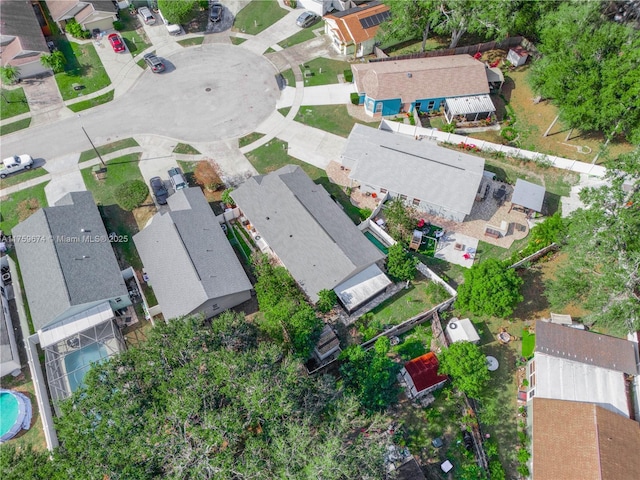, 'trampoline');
0,389,32,443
